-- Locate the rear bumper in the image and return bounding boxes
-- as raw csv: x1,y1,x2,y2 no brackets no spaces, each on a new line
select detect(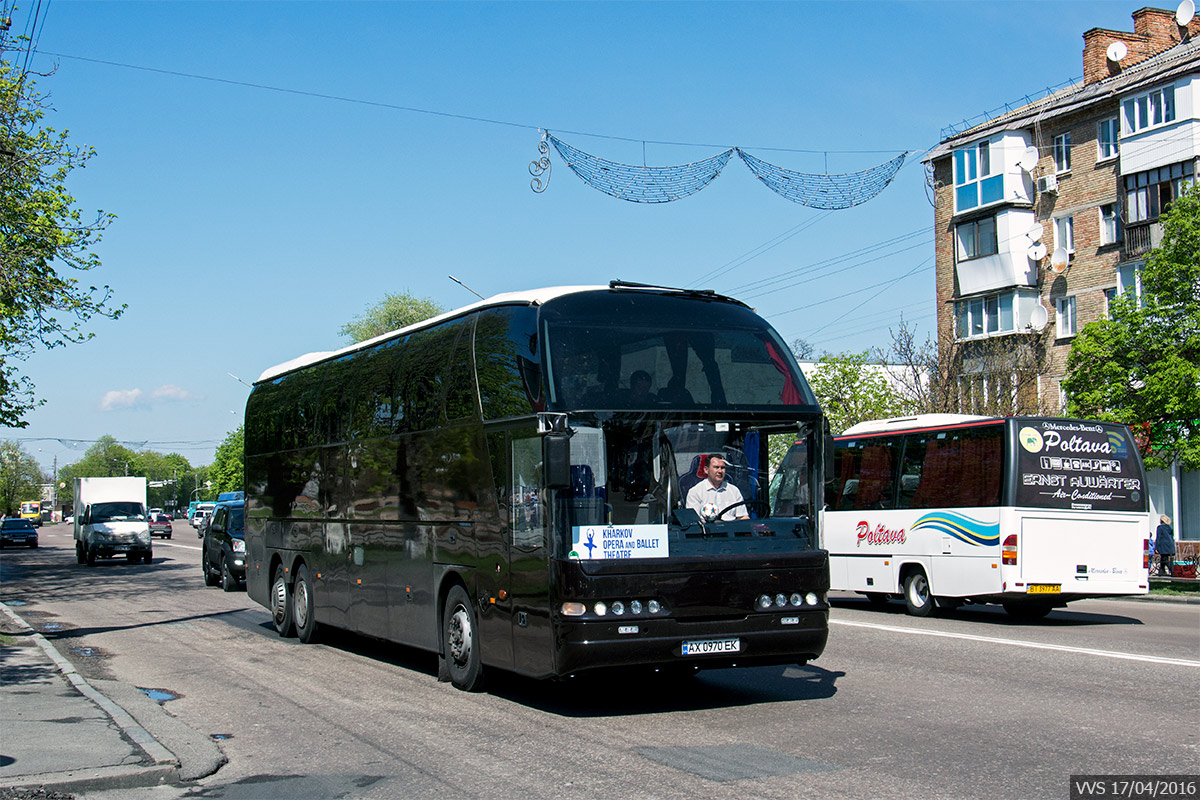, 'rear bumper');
0,534,37,546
